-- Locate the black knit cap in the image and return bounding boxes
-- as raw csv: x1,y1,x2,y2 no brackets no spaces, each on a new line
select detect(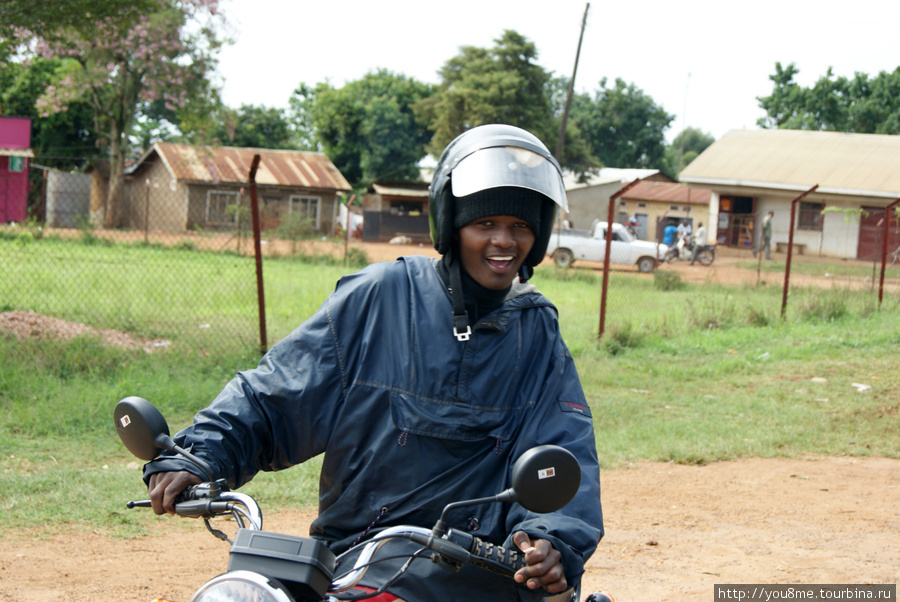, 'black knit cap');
452,187,544,233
